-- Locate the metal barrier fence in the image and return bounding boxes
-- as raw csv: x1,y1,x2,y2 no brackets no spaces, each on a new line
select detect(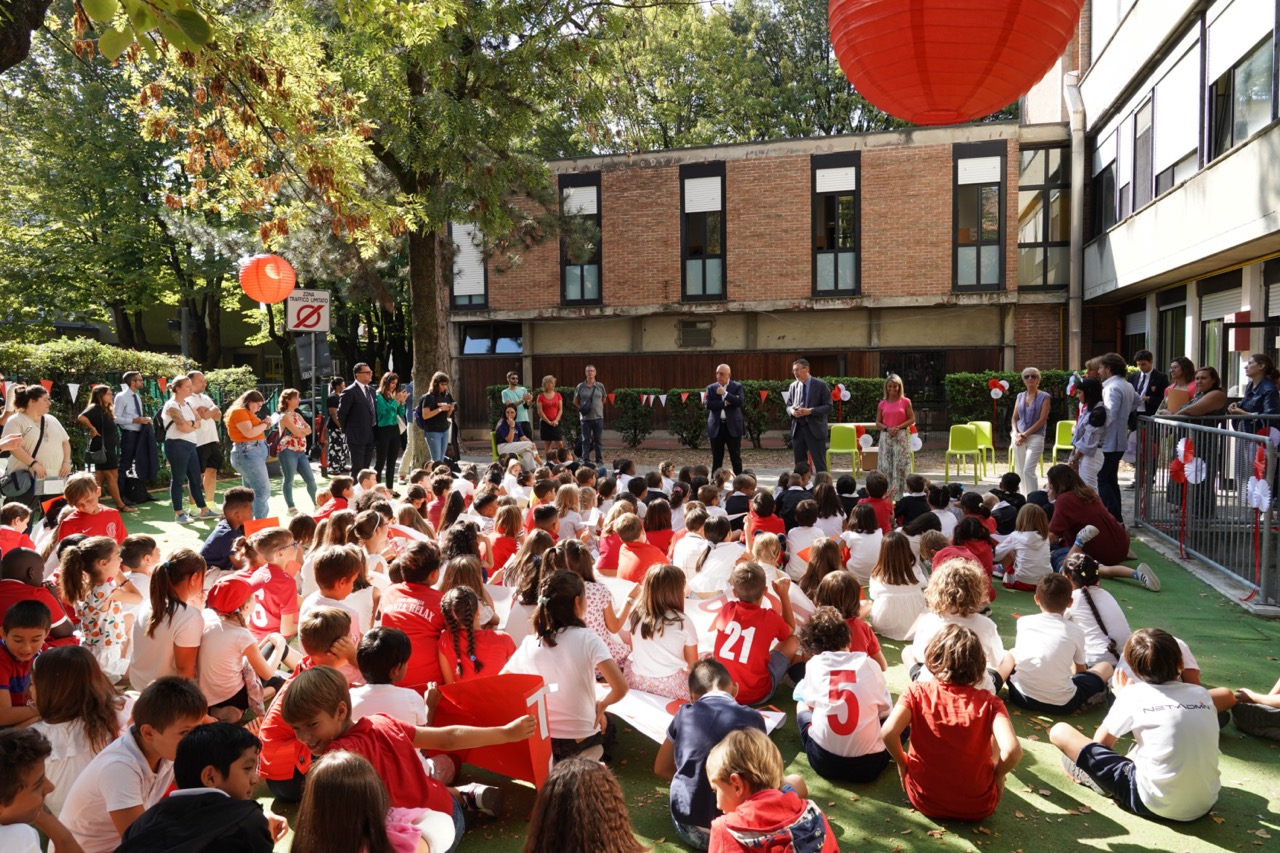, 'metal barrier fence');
1135,414,1278,605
